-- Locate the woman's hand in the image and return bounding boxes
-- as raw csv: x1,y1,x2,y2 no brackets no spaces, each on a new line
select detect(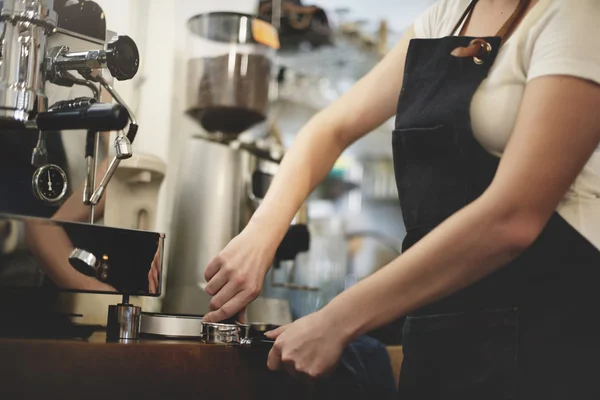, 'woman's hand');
264,310,349,379
202,225,277,322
